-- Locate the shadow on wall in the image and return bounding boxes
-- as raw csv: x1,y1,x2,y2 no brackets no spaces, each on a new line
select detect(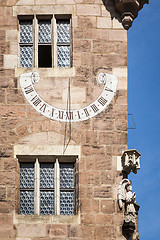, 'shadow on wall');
102,0,121,21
